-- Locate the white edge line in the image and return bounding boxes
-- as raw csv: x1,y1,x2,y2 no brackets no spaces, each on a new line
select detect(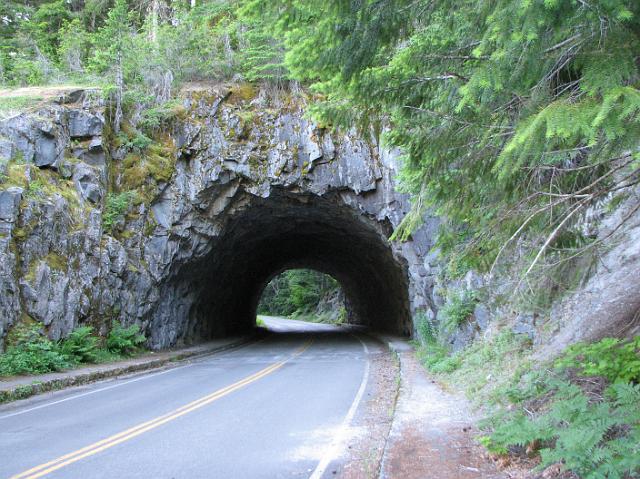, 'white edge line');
0,363,194,421
309,335,370,479
0,339,259,421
